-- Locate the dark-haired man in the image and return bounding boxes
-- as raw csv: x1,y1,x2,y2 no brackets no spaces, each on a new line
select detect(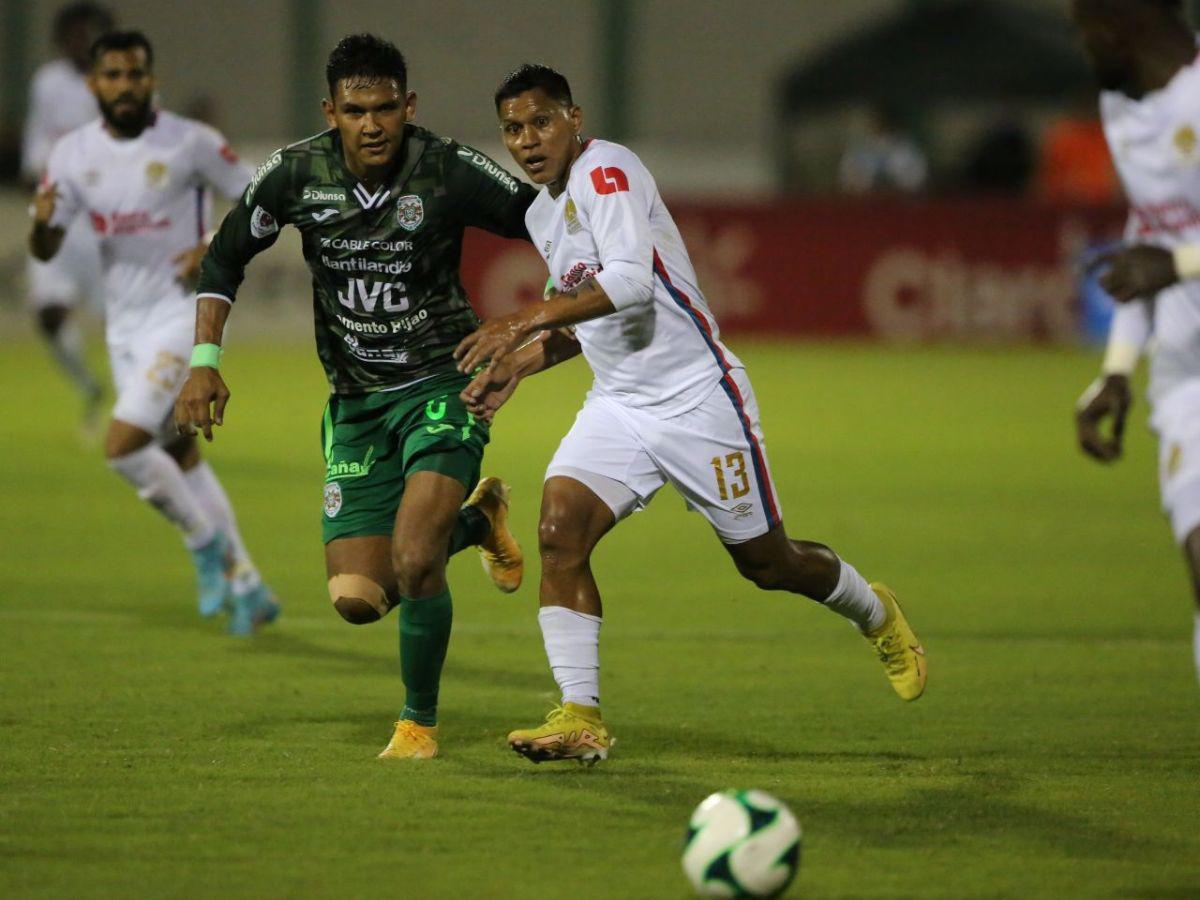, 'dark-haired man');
22,3,114,437
1072,0,1200,683
28,31,277,635
456,65,926,765
175,34,535,758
